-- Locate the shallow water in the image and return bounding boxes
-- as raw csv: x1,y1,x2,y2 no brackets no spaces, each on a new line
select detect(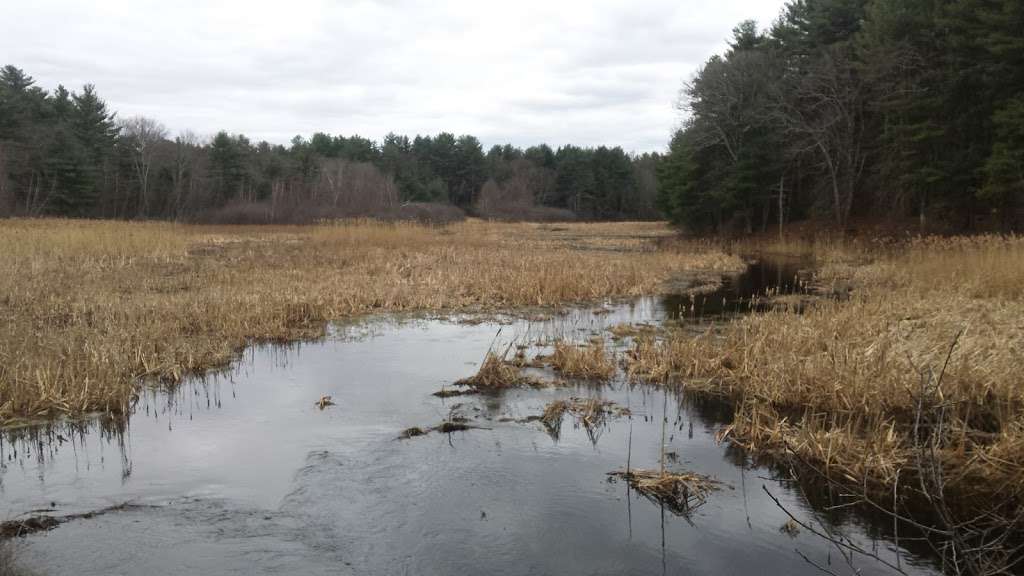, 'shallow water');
1,260,939,576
